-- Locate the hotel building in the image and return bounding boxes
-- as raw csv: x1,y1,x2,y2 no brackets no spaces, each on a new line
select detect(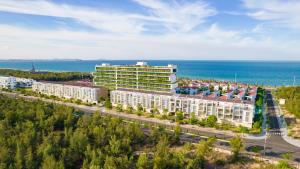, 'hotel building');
93,62,178,93
111,89,255,128
32,82,100,104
